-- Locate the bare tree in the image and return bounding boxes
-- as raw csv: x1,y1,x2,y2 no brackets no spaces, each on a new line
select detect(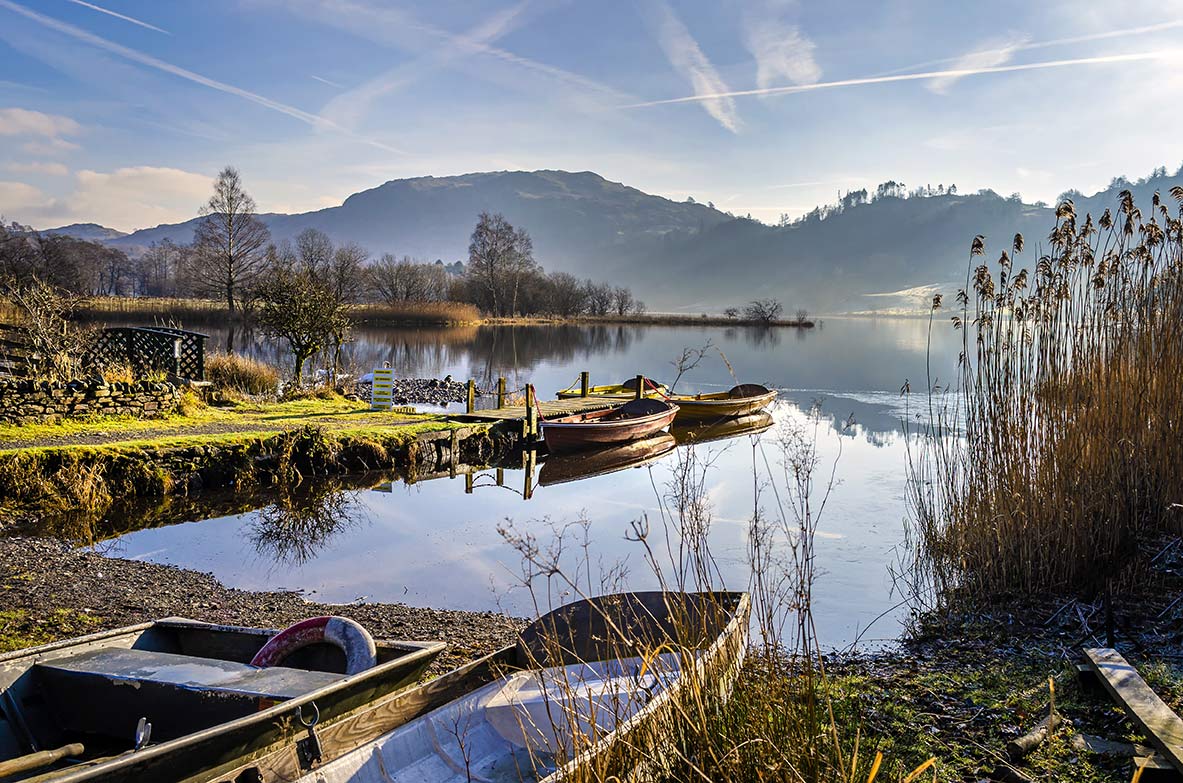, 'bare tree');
189,166,271,313
2,278,93,380
294,227,334,276
546,271,588,316
466,212,536,317
584,281,613,316
611,286,635,317
744,298,784,324
368,254,448,302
